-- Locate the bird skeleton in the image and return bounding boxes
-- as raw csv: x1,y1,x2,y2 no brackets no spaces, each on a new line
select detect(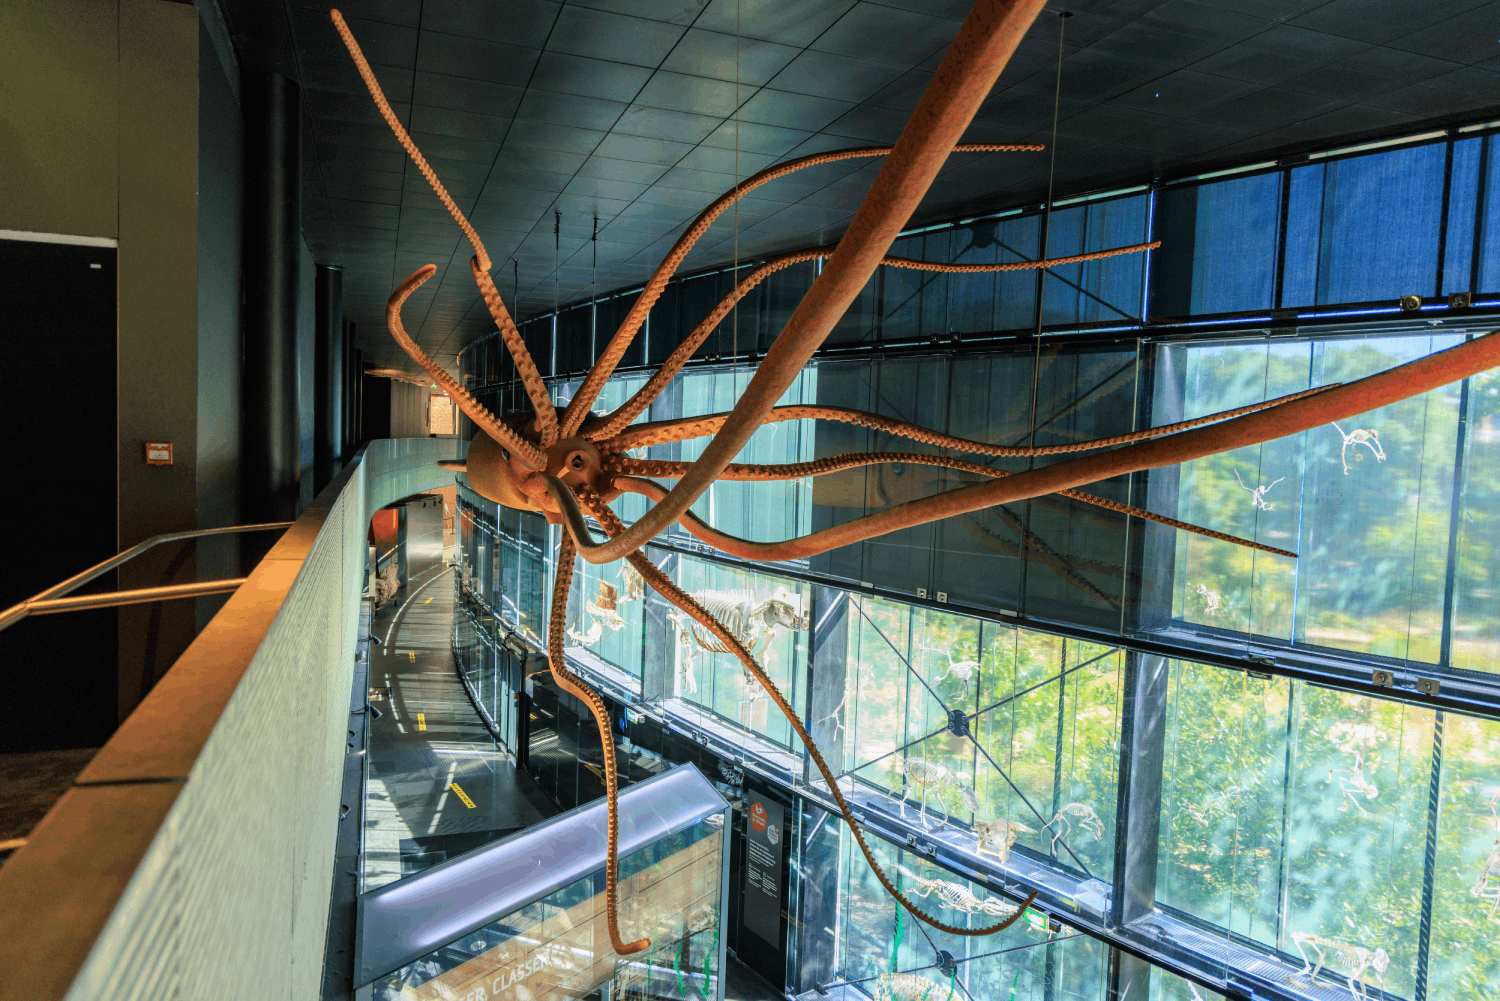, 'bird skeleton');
1288,932,1389,1001
898,759,980,830
1327,751,1379,815
1233,468,1285,511
1332,422,1385,475
1193,583,1222,616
